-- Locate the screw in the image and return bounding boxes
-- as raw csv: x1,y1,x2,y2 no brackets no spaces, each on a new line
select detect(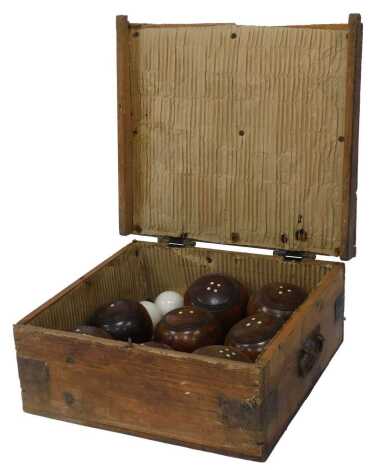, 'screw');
63,392,75,406
281,233,288,244
65,355,75,364
295,228,308,241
